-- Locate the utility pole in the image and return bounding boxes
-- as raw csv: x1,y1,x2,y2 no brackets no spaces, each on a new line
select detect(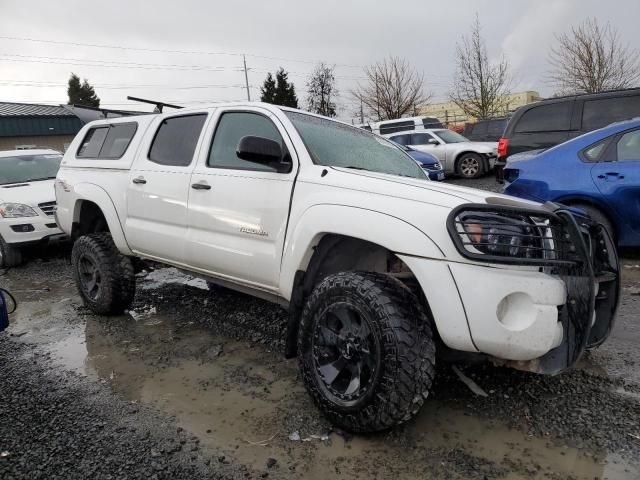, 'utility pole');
243,54,251,101
360,99,364,124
